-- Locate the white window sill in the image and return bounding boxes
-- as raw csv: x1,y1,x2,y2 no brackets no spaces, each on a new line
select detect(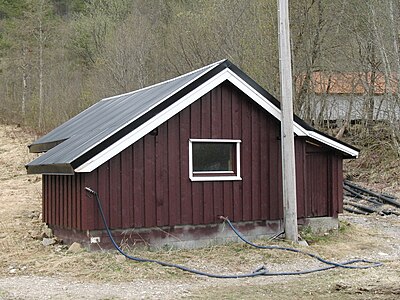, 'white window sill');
189,175,242,182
